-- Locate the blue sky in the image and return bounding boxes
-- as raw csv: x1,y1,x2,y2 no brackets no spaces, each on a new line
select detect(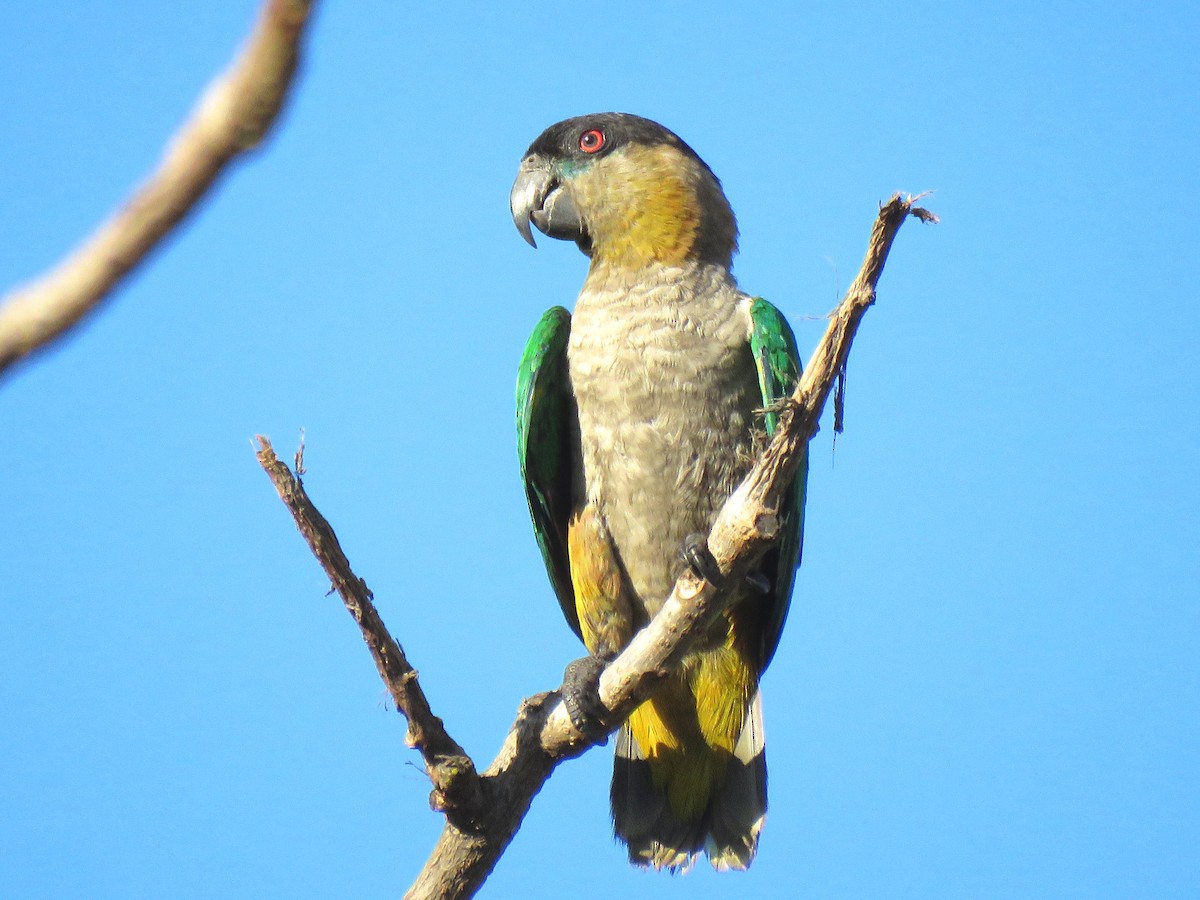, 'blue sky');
2,2,1197,897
